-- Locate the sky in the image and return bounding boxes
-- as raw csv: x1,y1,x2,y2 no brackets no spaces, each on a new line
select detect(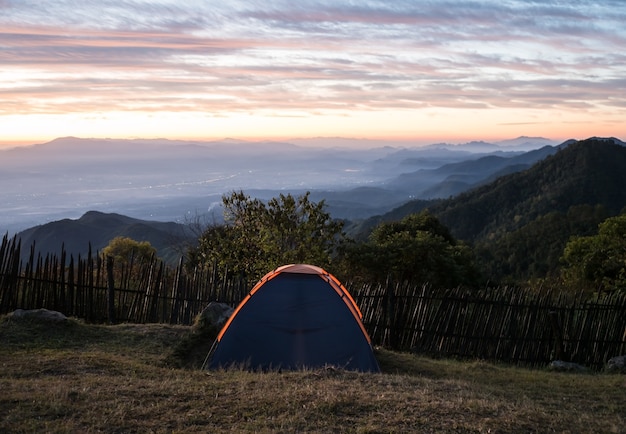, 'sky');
1,0,625,148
